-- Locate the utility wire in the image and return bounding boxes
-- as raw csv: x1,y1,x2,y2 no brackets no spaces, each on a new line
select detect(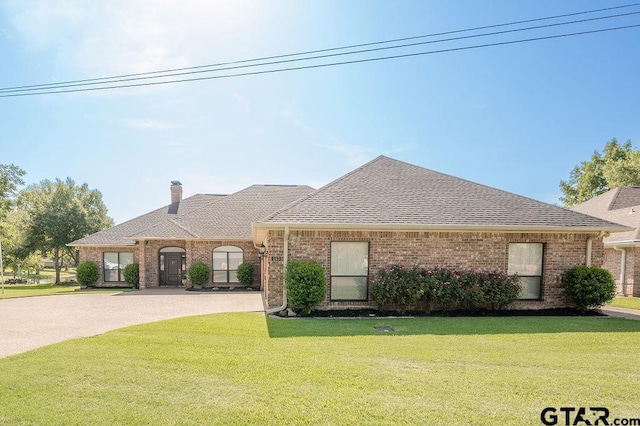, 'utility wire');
1,2,639,93
2,23,638,98
2,10,639,95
